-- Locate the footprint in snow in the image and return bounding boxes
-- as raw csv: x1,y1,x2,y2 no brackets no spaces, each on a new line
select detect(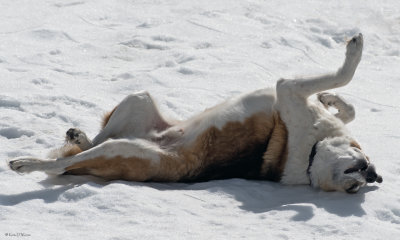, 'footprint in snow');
54,1,85,8
152,35,177,42
136,19,164,29
0,97,22,111
110,73,135,81
31,29,78,43
194,42,212,49
31,78,54,90
49,49,62,55
7,68,28,73
59,186,98,202
177,67,197,75
0,127,34,139
120,39,169,50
